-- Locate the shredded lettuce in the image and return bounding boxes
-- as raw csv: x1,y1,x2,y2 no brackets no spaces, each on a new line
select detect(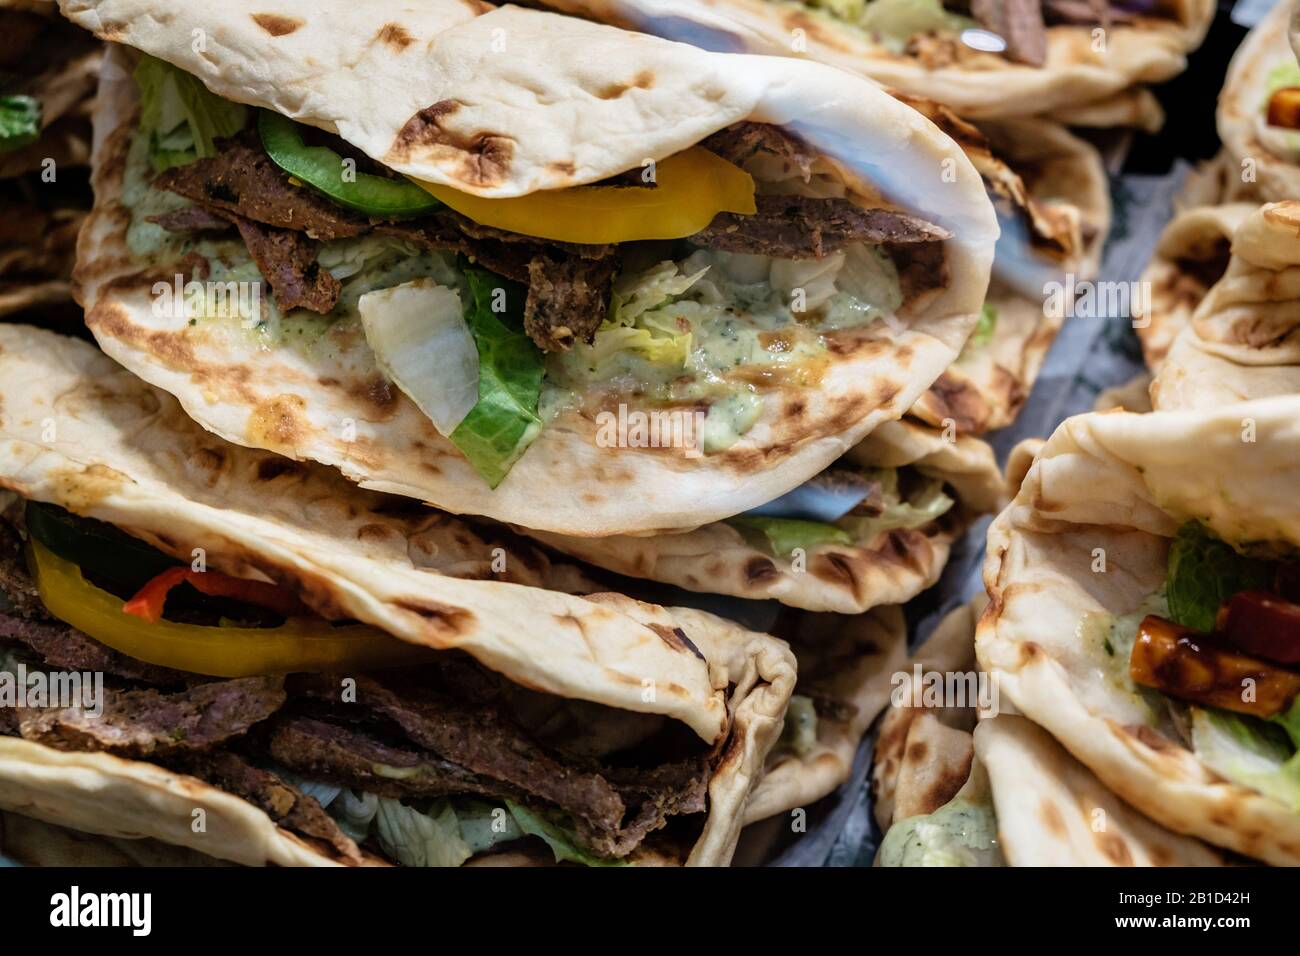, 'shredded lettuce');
1165,522,1274,633
134,55,247,171
505,802,627,867
0,95,41,154
1265,60,1300,104
840,471,954,543
728,516,853,557
372,798,476,868
877,798,1004,867
963,303,998,354
858,0,975,51
609,260,708,326
778,695,819,756
1190,707,1300,811
448,269,545,488
330,789,380,843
